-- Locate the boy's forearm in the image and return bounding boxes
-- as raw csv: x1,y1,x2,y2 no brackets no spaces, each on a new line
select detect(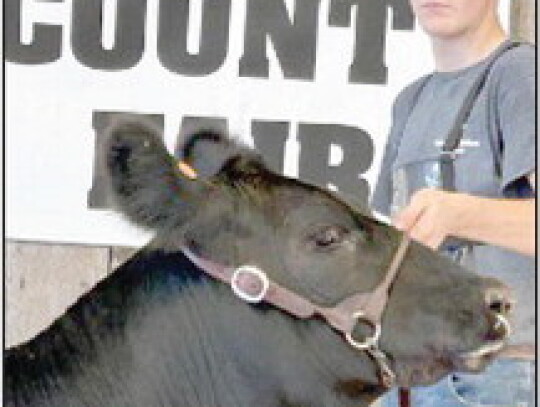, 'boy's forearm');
393,189,536,257
455,195,536,256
